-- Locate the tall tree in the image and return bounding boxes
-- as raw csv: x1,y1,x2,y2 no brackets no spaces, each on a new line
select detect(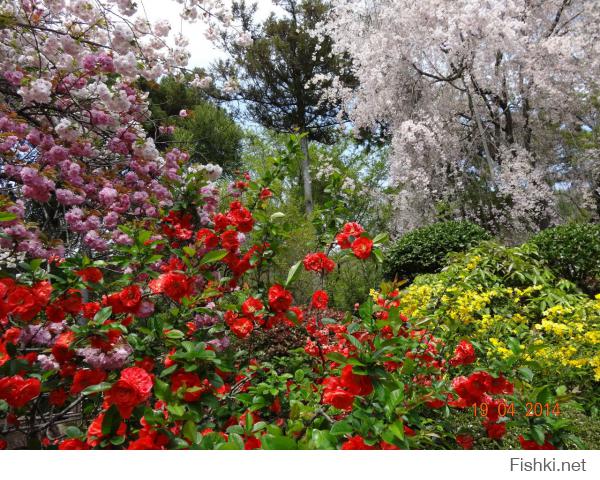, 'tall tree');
211,0,356,214
141,74,244,174
324,0,600,238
